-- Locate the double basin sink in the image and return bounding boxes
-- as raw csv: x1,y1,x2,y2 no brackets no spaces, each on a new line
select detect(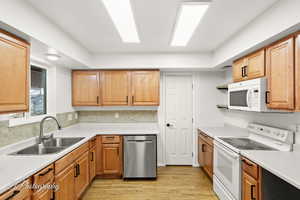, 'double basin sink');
10,137,84,155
